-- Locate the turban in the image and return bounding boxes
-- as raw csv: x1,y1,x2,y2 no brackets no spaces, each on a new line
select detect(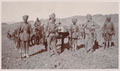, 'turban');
23,15,29,21
72,18,77,24
36,18,40,22
86,14,92,20
49,13,56,20
106,15,111,20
